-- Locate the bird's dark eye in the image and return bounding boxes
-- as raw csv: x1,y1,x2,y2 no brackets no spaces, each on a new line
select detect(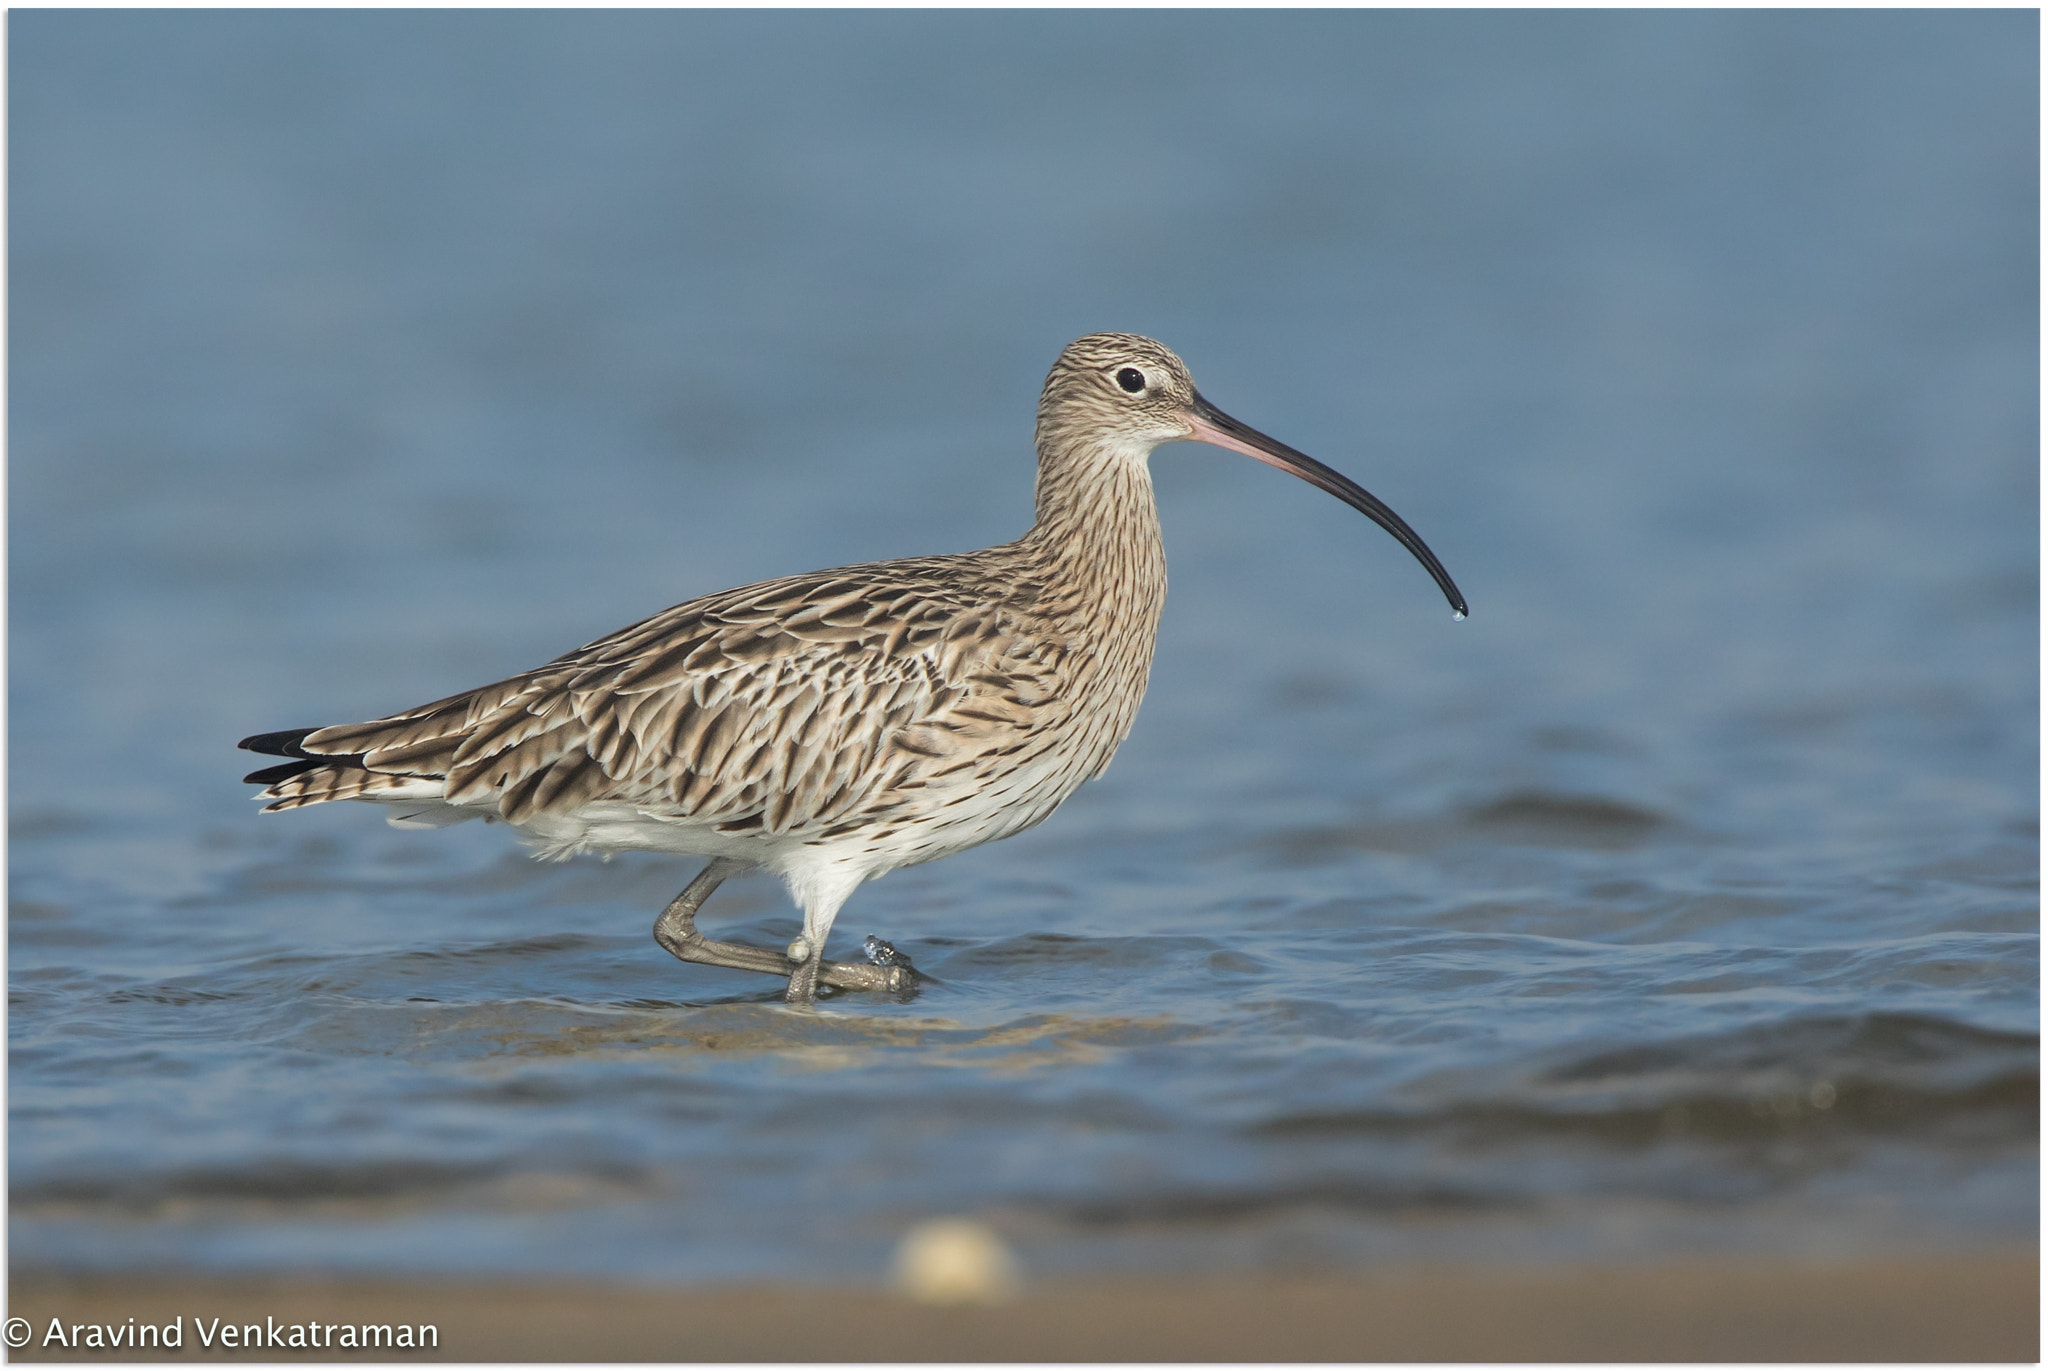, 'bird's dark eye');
1116,367,1146,393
